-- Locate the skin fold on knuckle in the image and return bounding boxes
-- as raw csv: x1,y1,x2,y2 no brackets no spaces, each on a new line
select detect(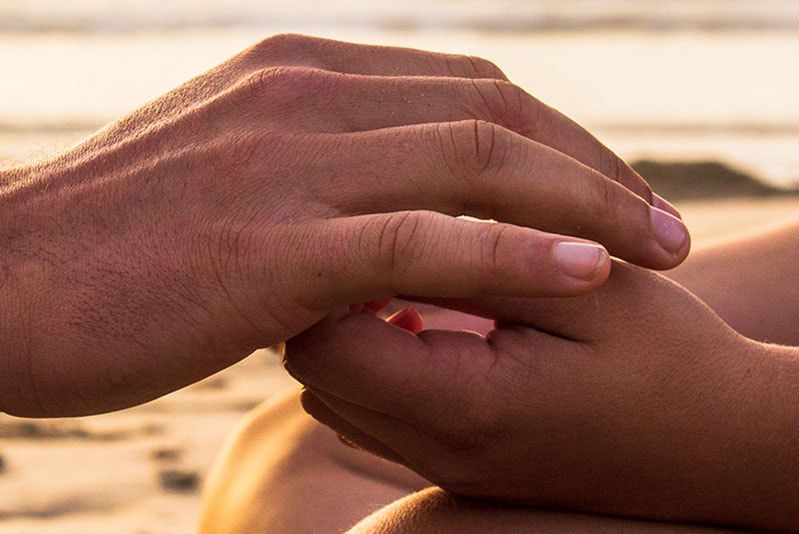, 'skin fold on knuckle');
437,120,513,210
476,223,524,289
467,79,535,136
443,53,508,80
368,211,430,289
233,66,337,121
243,33,319,66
